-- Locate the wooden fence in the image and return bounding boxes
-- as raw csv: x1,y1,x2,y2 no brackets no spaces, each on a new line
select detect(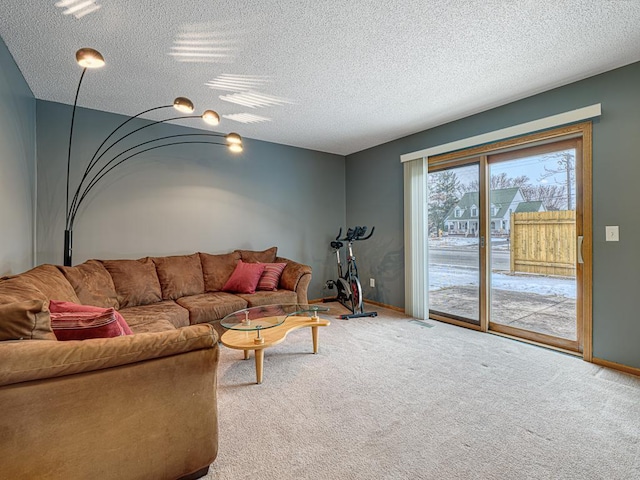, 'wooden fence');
510,210,576,277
